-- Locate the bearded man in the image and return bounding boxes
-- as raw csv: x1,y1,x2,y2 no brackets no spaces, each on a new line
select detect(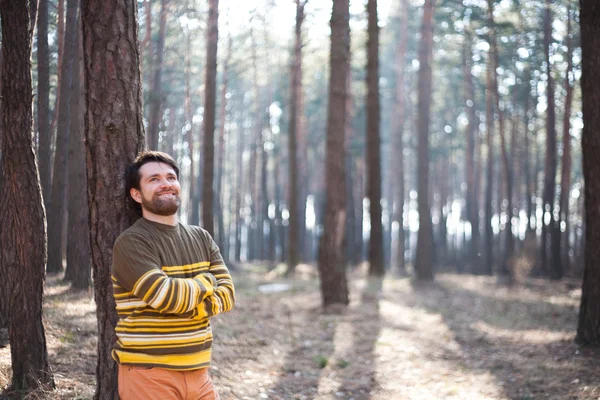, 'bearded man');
111,151,235,400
